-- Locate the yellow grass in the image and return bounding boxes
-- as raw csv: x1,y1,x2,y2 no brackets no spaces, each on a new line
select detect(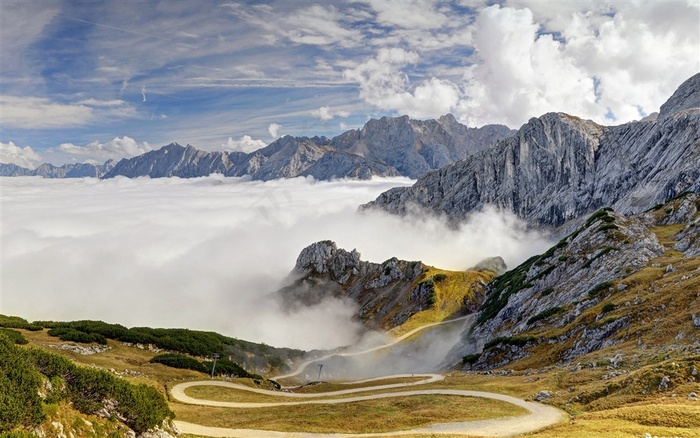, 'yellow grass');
392,267,494,336
171,394,528,434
